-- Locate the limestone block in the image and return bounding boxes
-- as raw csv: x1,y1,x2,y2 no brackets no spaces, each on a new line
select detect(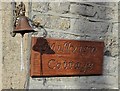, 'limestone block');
94,2,118,8
32,15,70,30
70,3,96,17
32,2,49,13
103,56,118,76
49,2,70,14
93,2,107,5
86,76,118,89
70,18,109,34
96,6,115,20
104,34,118,57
